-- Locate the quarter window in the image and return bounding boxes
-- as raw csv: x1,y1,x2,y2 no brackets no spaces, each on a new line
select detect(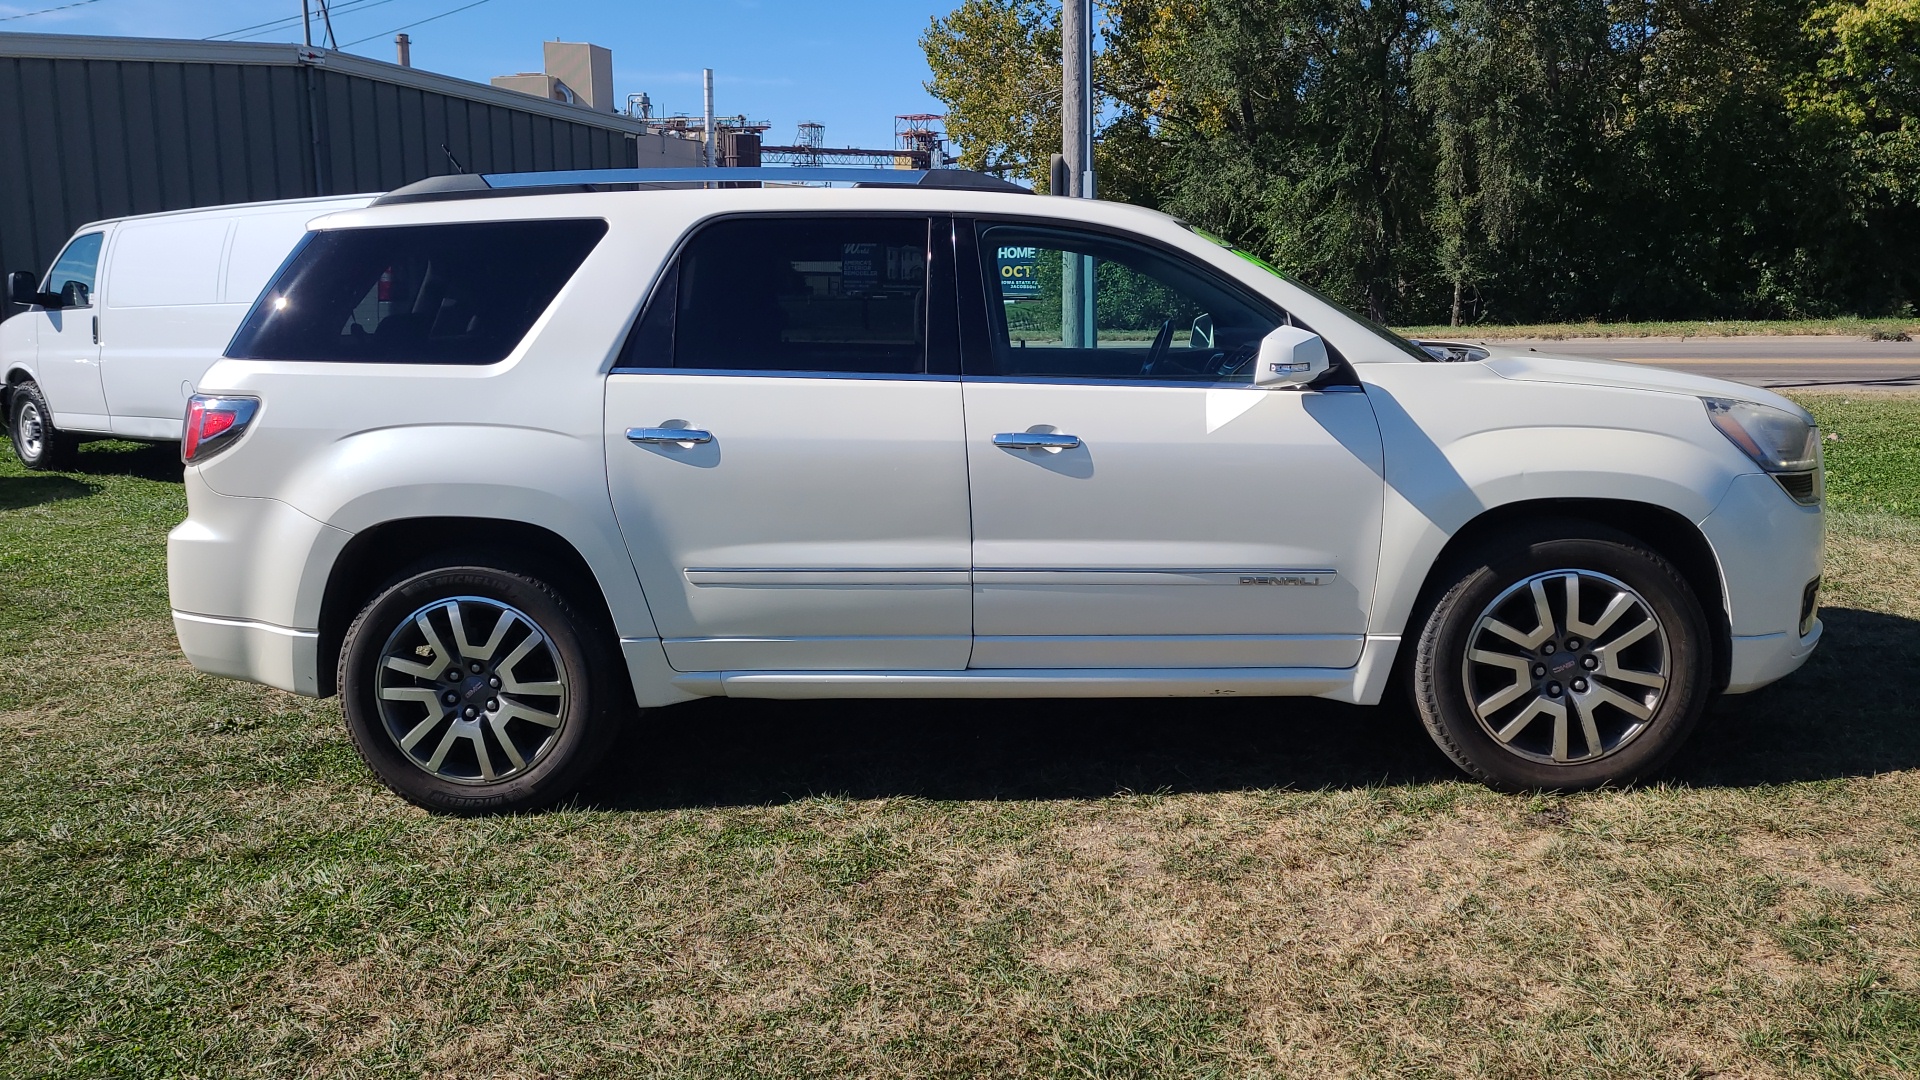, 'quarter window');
624,216,931,375
977,224,1285,382
44,231,104,309
227,219,608,365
